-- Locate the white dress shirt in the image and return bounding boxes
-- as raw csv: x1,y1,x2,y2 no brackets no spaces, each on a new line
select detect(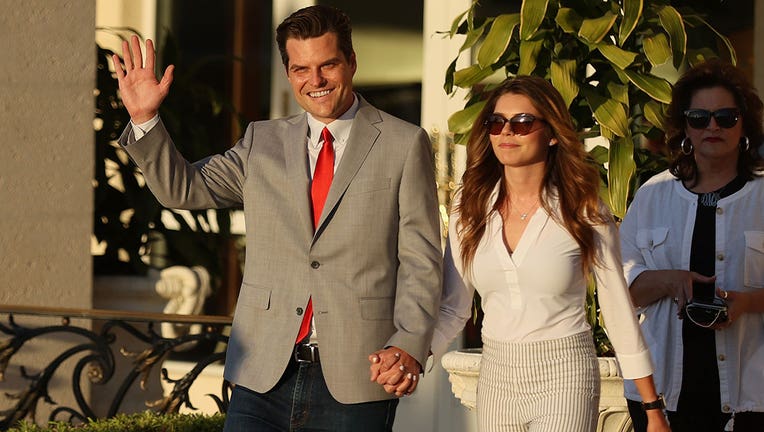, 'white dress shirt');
433,184,654,379
620,170,764,413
